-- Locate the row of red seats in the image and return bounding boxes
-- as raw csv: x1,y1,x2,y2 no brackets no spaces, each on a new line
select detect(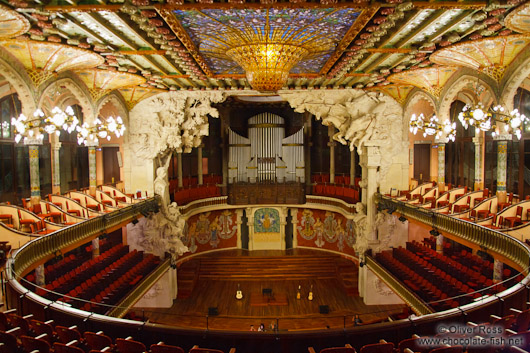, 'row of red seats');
310,174,362,187
66,249,144,305
312,183,359,204
407,241,515,293
0,311,231,353
80,253,160,314
35,244,129,299
391,247,478,307
173,185,221,205
376,251,461,311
